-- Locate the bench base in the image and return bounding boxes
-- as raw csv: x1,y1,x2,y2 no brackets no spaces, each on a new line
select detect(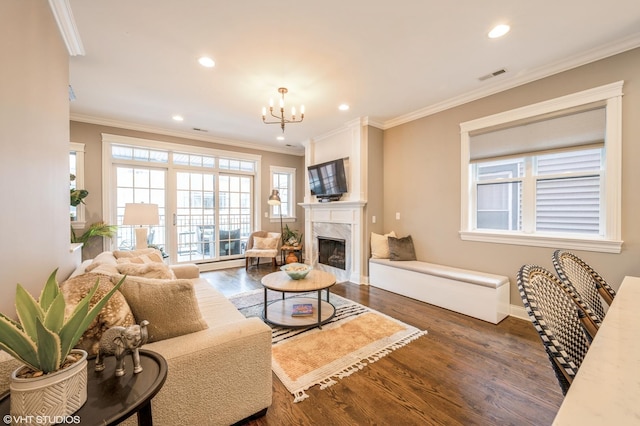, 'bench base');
369,259,510,324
